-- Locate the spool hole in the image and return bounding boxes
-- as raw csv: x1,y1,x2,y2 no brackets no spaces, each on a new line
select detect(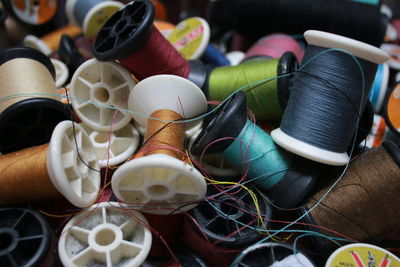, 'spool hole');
94,87,110,103
94,133,110,144
148,185,170,197
221,199,240,216
95,229,116,246
0,232,14,251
